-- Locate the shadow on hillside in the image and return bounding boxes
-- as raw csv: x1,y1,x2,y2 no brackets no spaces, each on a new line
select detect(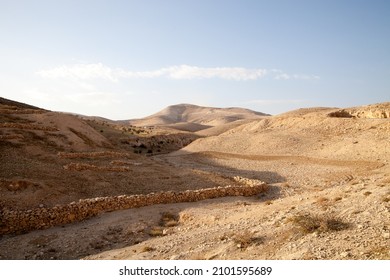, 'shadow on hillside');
158,150,287,184
162,149,286,205
0,149,287,260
